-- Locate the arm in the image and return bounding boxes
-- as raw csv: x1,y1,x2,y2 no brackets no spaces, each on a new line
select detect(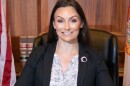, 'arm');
96,53,114,86
15,46,46,86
